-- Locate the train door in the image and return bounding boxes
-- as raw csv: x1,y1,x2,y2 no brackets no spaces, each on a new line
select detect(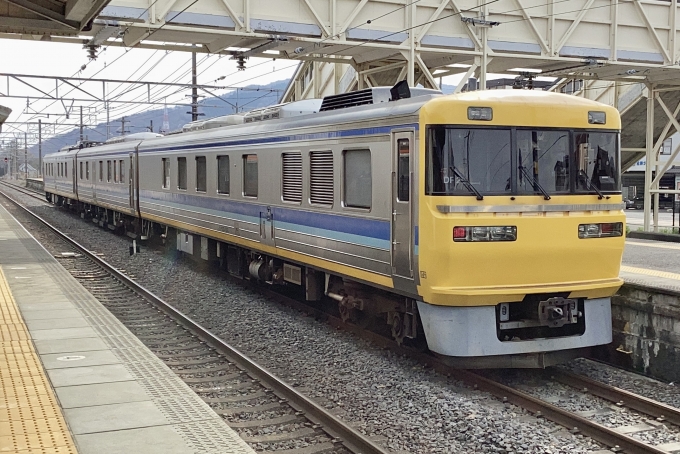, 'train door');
129,151,137,213
391,131,414,279
71,157,77,198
